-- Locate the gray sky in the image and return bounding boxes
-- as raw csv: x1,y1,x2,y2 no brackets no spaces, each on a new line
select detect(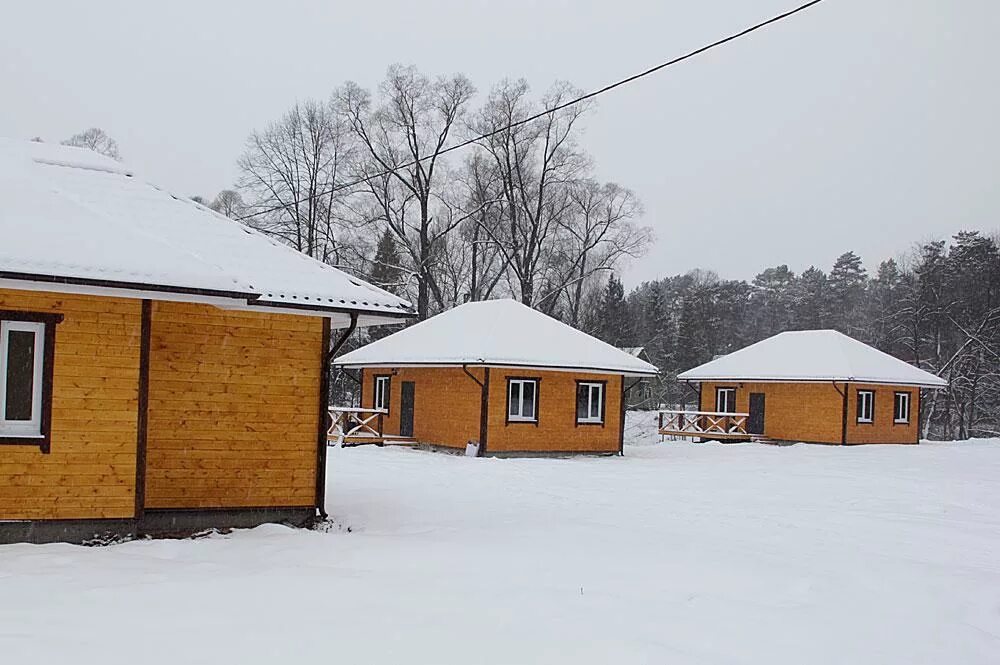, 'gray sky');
2,0,997,286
